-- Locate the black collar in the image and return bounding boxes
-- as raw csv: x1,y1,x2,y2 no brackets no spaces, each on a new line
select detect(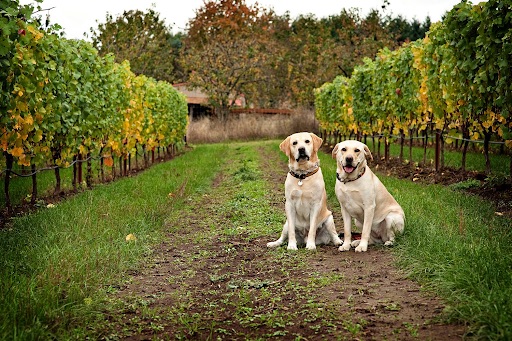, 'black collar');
289,167,319,180
336,166,366,184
